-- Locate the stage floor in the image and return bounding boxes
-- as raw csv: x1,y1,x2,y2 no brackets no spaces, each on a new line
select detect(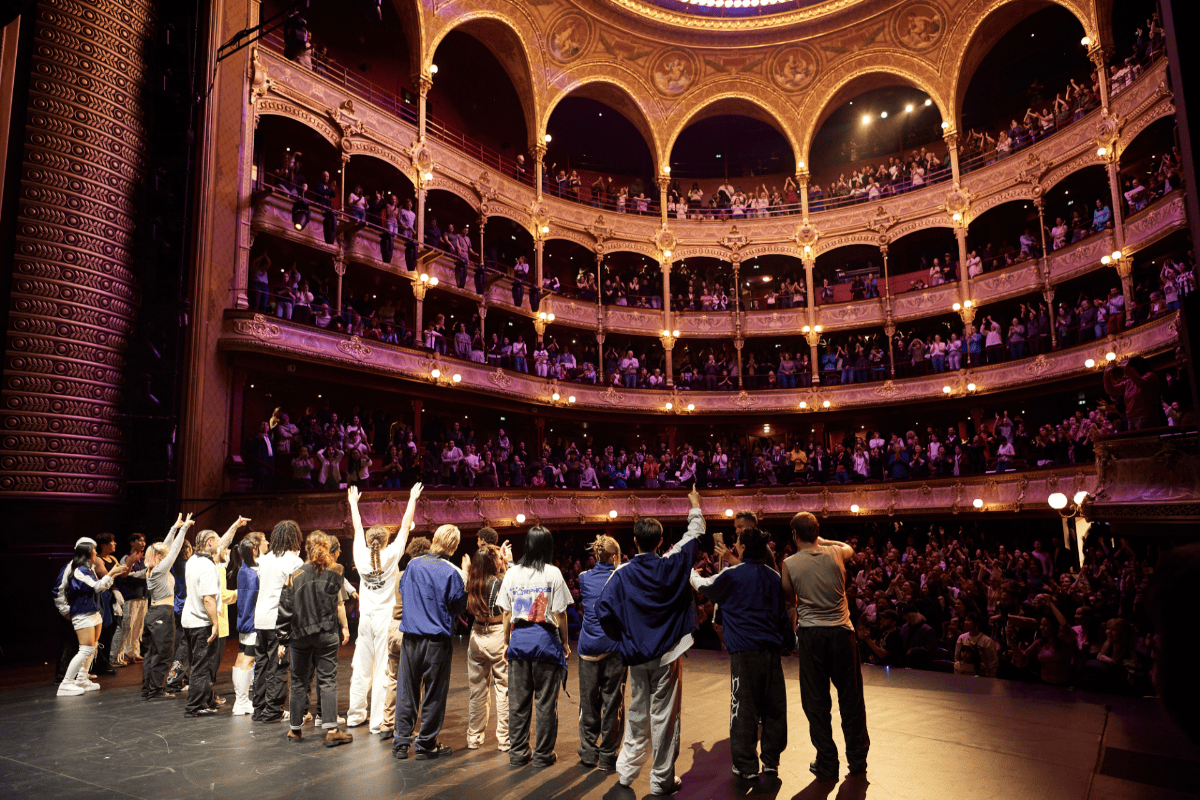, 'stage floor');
1,642,1197,800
